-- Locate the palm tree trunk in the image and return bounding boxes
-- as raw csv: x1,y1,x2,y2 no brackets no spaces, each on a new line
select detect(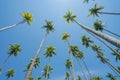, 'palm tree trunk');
76,58,88,80
98,12,120,15
46,58,50,80
66,40,76,80
0,55,11,68
103,28,120,38
73,20,120,48
97,52,120,77
87,31,120,57
105,61,120,77
25,32,48,80
82,59,92,79
0,20,26,32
